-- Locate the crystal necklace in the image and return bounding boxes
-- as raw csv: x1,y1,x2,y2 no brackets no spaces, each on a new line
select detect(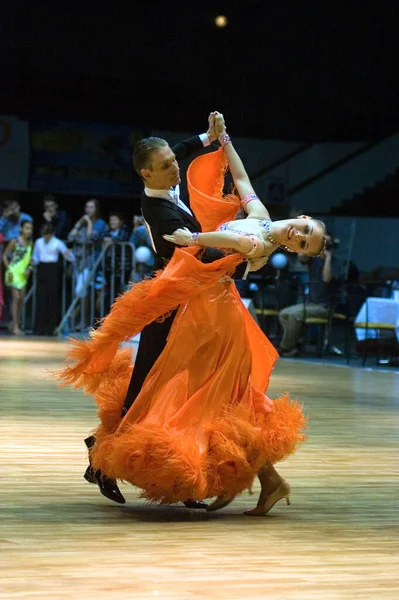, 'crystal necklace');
260,219,279,246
